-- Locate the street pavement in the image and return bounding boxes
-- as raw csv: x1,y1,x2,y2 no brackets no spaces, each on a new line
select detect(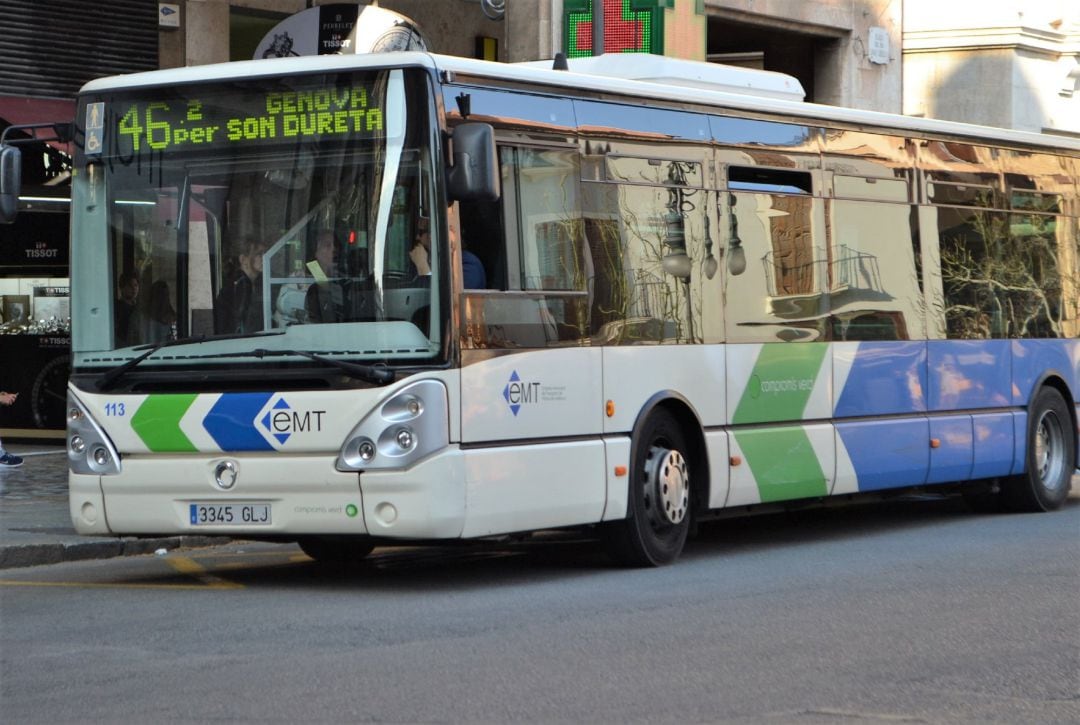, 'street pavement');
0,442,225,569
3,440,1079,572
